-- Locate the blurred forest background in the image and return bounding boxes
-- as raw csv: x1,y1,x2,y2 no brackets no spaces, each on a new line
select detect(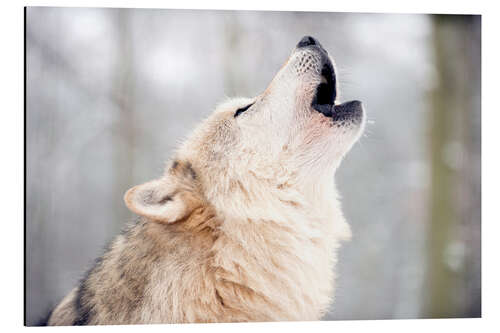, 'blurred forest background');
25,8,481,325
